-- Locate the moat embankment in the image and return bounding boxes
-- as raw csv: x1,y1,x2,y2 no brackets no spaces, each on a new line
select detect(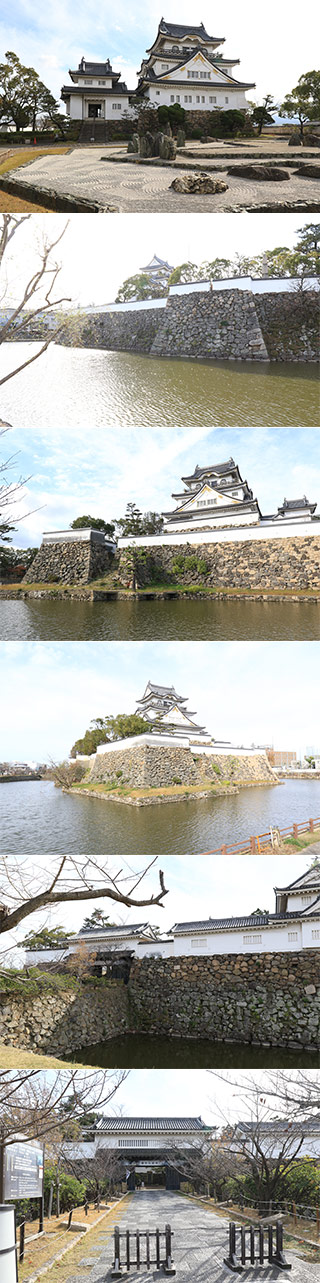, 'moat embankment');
1,949,319,1060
